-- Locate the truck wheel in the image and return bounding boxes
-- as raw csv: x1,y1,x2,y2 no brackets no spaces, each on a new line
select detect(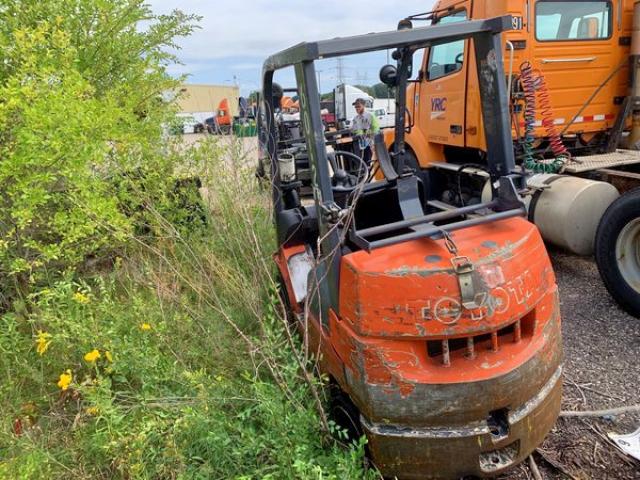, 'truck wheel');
595,188,640,317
